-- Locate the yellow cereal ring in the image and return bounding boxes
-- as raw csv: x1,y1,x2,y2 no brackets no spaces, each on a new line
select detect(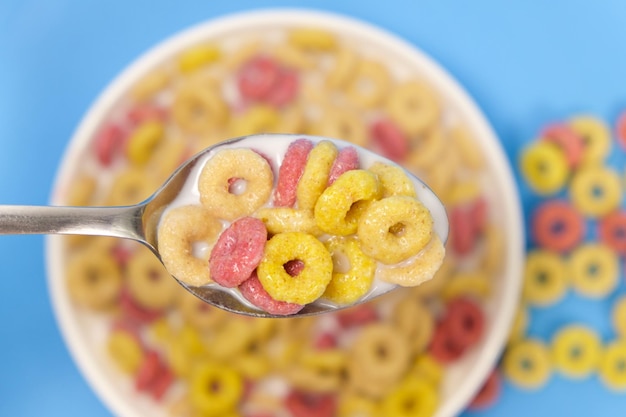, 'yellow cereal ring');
288,349,347,392
323,236,376,305
411,254,455,299
312,108,368,147
569,165,621,218
520,141,569,195
228,105,280,138
172,83,228,135
66,245,122,310
130,69,170,102
503,339,552,389
599,339,626,390
359,195,434,265
569,115,611,165
443,179,482,206
551,325,602,378
207,320,255,360
296,140,339,210
178,44,220,73
326,48,358,89
523,249,568,306
612,297,626,338
347,60,391,108
507,305,529,345
338,393,379,417
441,271,491,301
450,124,485,170
107,329,144,374
288,28,337,50
411,353,444,385
158,205,222,286
66,174,97,206
126,246,179,310
314,169,382,235
255,207,322,236
386,80,441,136
198,148,273,220
257,232,333,304
177,290,229,332
391,296,434,354
406,127,447,172
379,376,438,417
106,168,158,206
378,234,445,286
126,121,165,166
568,243,618,298
368,161,416,198
190,363,243,416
